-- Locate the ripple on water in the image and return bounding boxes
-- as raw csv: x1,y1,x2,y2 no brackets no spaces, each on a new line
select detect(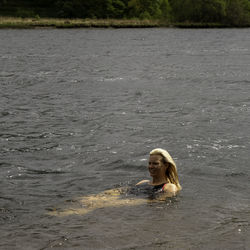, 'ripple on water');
0,207,16,223
1,28,250,250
